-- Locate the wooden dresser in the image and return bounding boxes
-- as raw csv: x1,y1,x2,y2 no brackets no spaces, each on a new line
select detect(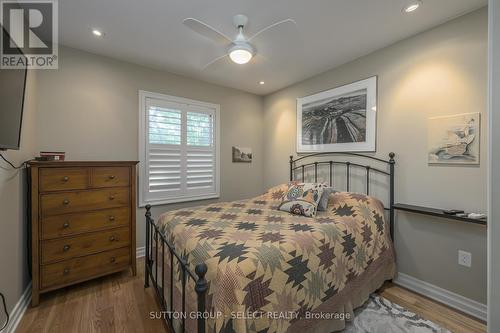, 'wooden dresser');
28,161,138,306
